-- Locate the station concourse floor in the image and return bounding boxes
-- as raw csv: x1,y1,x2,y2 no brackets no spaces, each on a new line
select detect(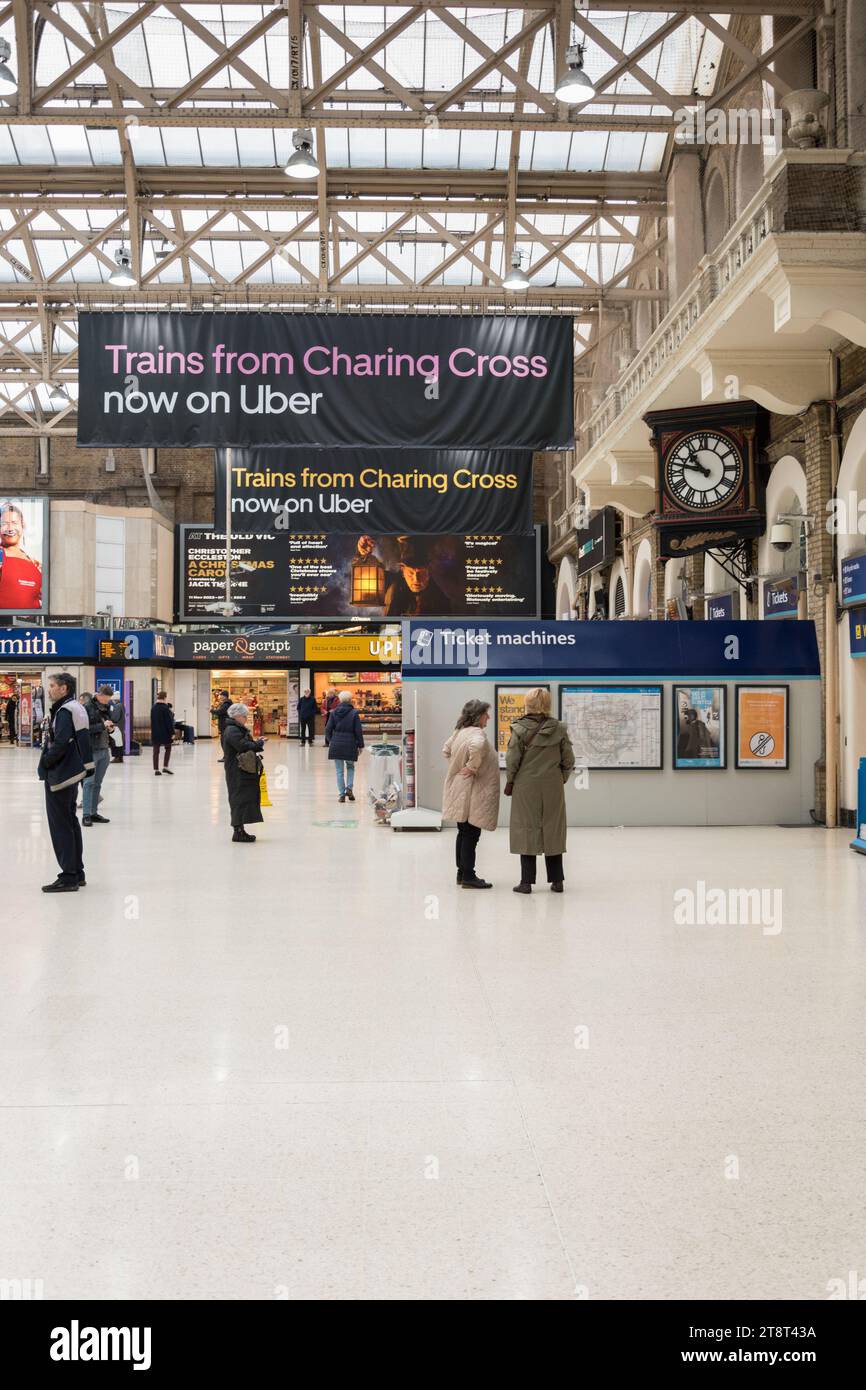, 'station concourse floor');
2,738,865,1302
